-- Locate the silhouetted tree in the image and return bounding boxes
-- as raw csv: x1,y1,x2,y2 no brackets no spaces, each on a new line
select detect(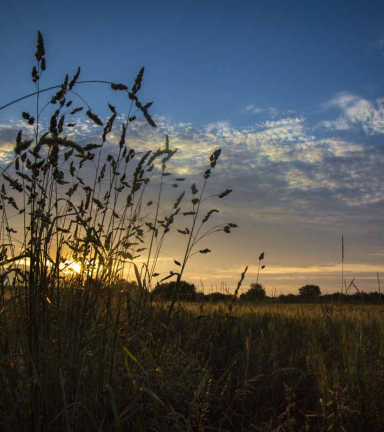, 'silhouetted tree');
152,280,197,300
205,292,231,303
299,284,321,299
240,283,266,301
116,279,138,291
195,291,205,302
